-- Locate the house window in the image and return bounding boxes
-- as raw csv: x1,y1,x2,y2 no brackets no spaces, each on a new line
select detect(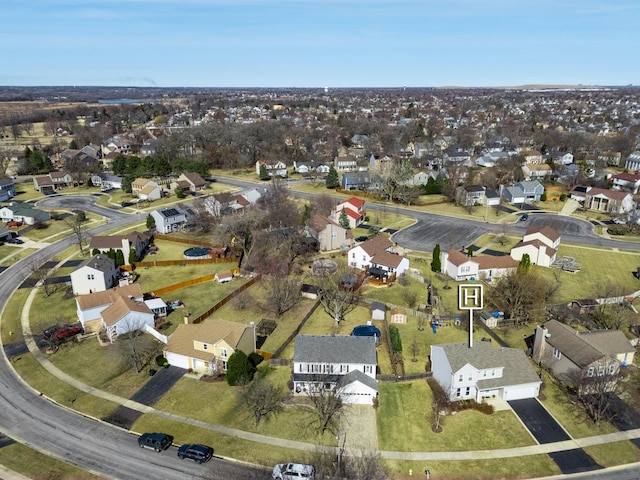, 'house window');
586,367,595,377
456,388,461,397
351,253,355,259
458,374,463,382
598,366,605,376
222,360,228,371
460,266,470,273
220,348,228,358
553,348,561,359
331,232,337,238
483,370,487,377
468,374,472,381
203,344,208,350
465,387,470,396
364,365,372,374
491,370,495,376
608,364,617,375
87,274,94,280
